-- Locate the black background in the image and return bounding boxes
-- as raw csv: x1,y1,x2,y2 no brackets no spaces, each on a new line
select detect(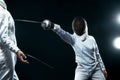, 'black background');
5,0,120,80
